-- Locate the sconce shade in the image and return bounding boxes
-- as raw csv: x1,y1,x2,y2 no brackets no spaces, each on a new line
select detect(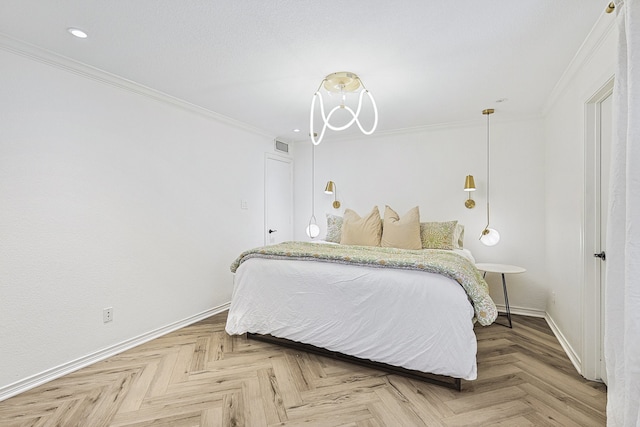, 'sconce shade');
464,175,476,192
324,181,335,194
